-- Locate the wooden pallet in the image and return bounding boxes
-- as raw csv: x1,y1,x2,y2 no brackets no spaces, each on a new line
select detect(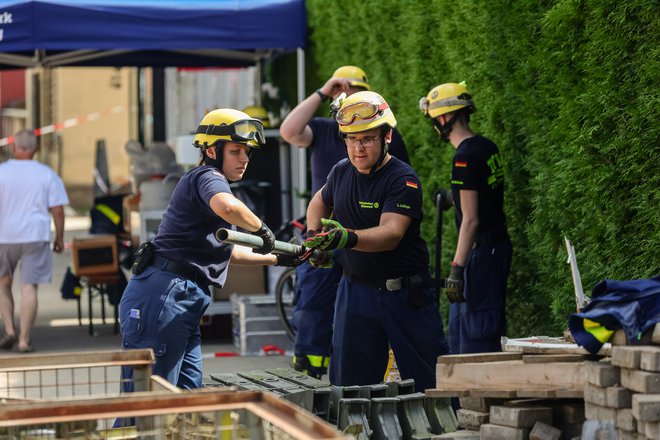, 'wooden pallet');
429,351,590,399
